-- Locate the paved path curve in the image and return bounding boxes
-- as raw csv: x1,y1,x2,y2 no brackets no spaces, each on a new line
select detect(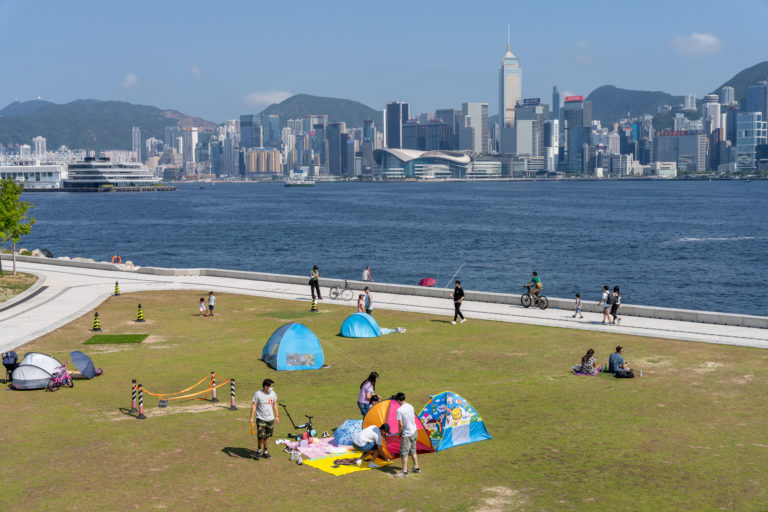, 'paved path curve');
2,260,767,353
